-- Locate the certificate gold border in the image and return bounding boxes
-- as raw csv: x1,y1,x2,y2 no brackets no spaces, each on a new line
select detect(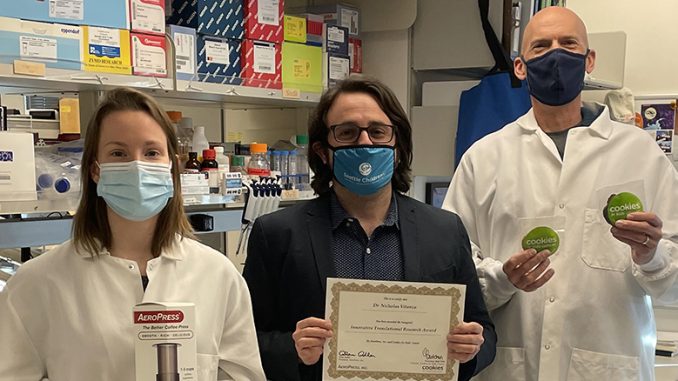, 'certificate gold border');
327,281,462,380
